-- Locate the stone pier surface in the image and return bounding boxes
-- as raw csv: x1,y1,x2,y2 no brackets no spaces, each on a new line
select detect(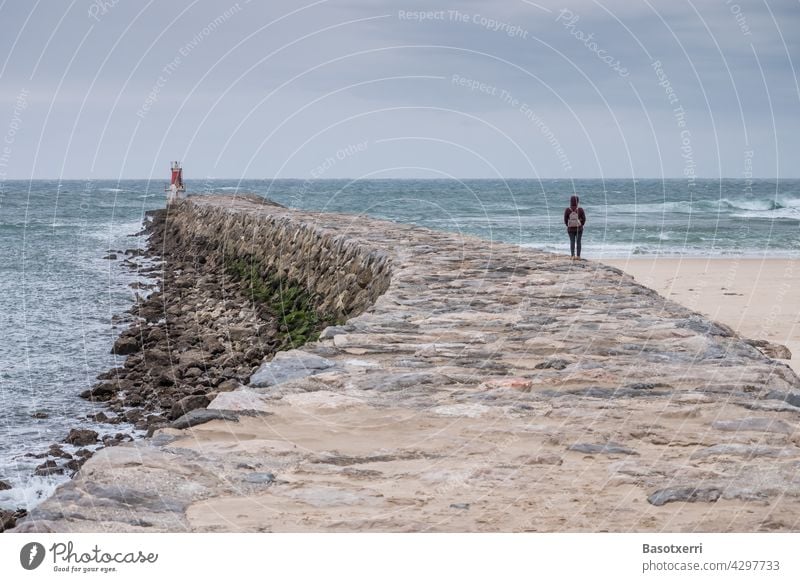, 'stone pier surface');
16,196,800,532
